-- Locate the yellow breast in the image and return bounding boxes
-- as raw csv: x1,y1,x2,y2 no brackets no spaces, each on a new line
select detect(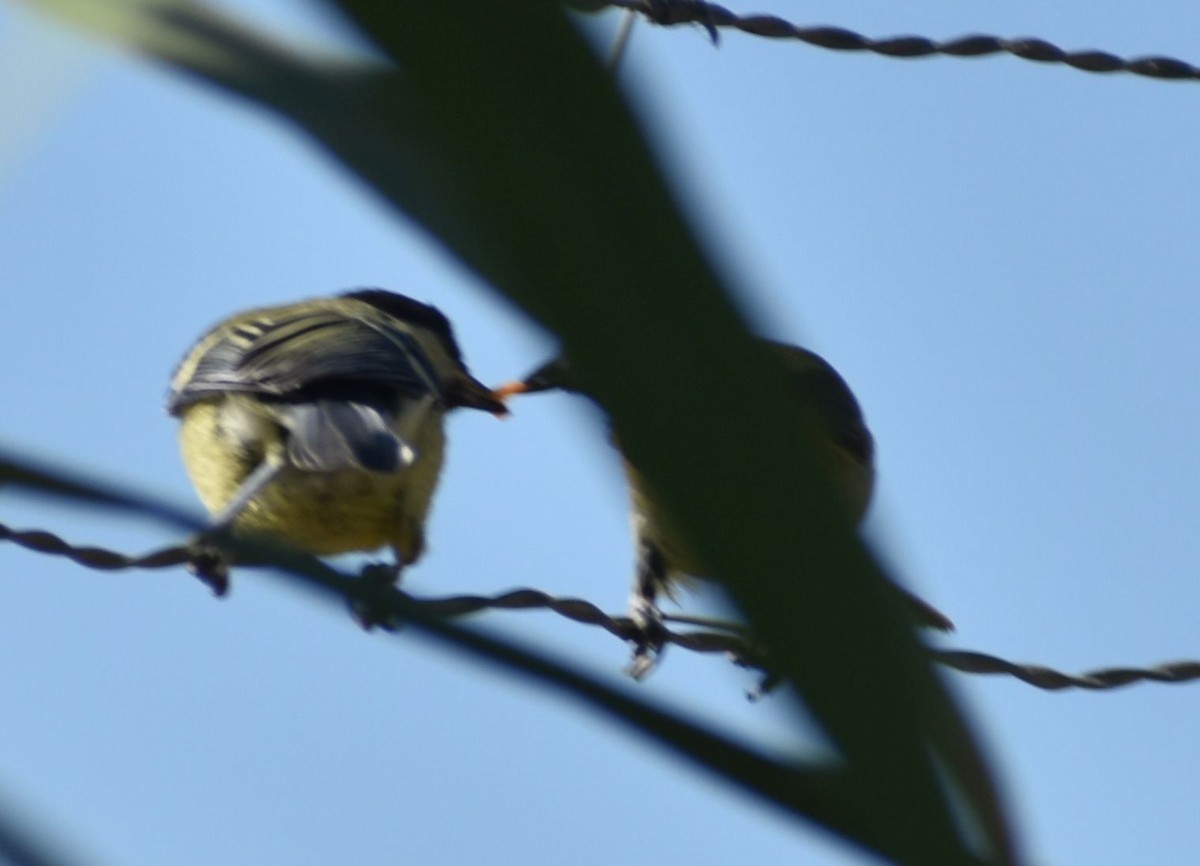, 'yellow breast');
177,400,447,563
